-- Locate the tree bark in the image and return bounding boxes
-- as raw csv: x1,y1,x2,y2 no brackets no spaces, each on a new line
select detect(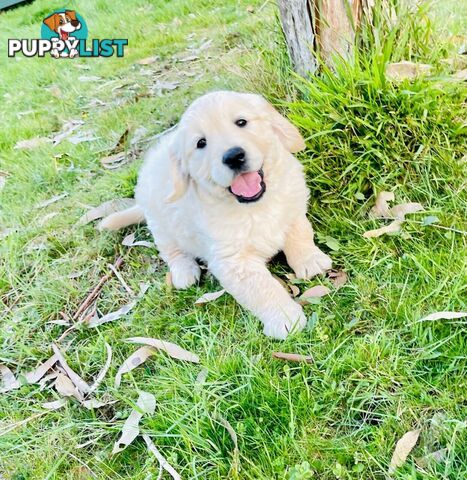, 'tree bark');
277,0,364,75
